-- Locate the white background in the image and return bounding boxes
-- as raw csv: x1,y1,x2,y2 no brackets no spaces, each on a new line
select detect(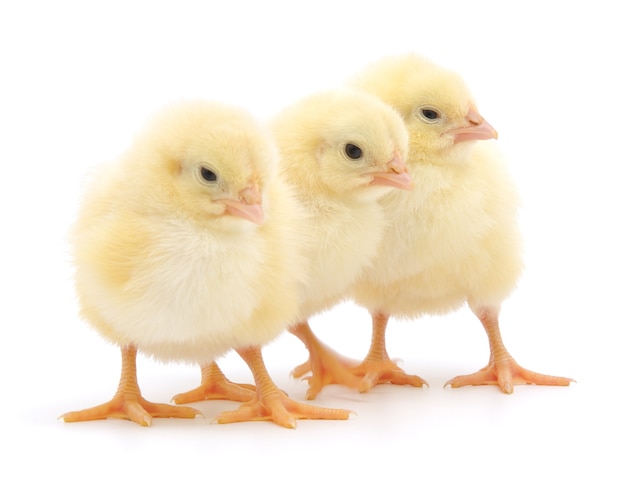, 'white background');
1,1,624,475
